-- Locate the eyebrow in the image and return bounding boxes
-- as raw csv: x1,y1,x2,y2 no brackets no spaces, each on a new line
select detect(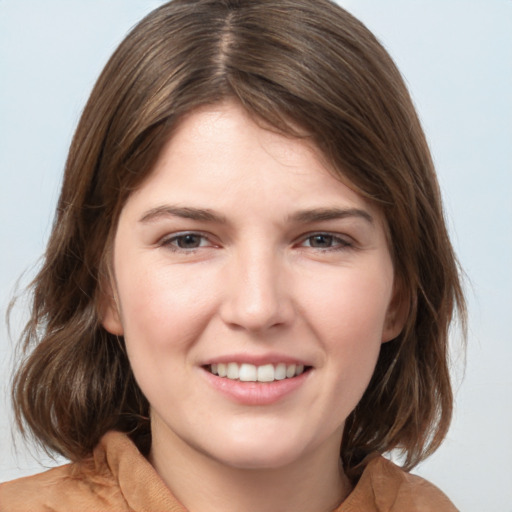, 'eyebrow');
139,206,227,224
139,205,373,226
290,207,374,224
